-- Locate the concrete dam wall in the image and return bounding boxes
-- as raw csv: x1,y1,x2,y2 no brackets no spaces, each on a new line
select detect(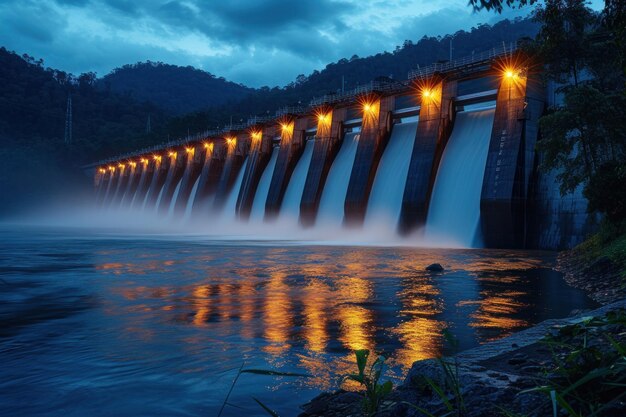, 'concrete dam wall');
91,50,595,250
